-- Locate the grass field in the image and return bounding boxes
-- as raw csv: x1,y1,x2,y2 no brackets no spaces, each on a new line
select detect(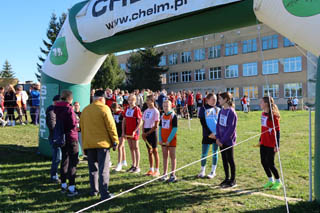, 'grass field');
0,111,319,212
